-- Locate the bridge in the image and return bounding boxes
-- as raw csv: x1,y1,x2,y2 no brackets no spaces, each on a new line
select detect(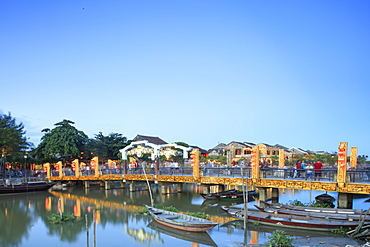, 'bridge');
46,164,370,208
42,142,369,208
